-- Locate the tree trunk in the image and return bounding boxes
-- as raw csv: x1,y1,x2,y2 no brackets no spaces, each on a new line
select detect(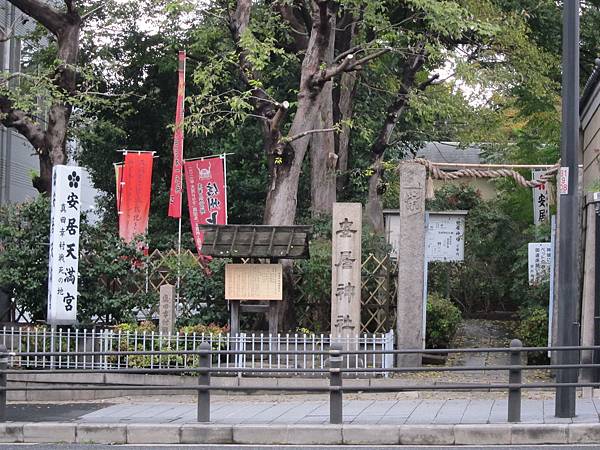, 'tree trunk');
309,7,336,217
365,53,425,232
1,2,81,194
334,70,357,198
365,156,385,232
